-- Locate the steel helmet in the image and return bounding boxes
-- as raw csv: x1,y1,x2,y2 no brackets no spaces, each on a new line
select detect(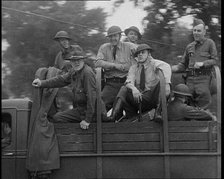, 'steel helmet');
134,44,153,57
124,26,142,39
173,84,192,97
106,26,123,37
54,31,72,41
